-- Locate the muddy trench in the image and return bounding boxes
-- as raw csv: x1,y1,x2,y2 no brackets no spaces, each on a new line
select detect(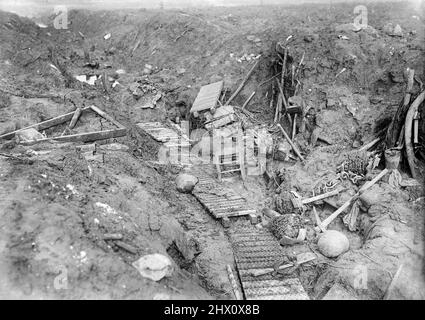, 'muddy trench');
0,2,424,300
